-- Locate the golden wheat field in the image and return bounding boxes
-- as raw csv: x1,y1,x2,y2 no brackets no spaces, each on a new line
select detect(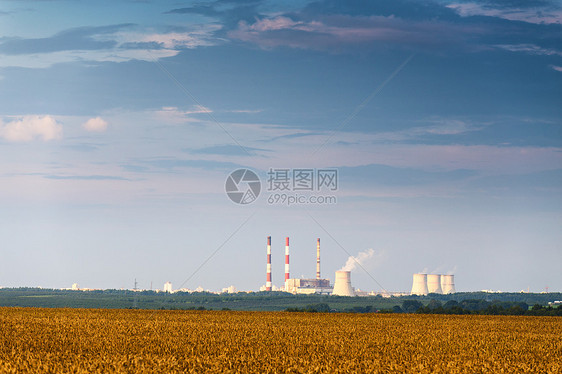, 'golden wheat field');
0,308,561,373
